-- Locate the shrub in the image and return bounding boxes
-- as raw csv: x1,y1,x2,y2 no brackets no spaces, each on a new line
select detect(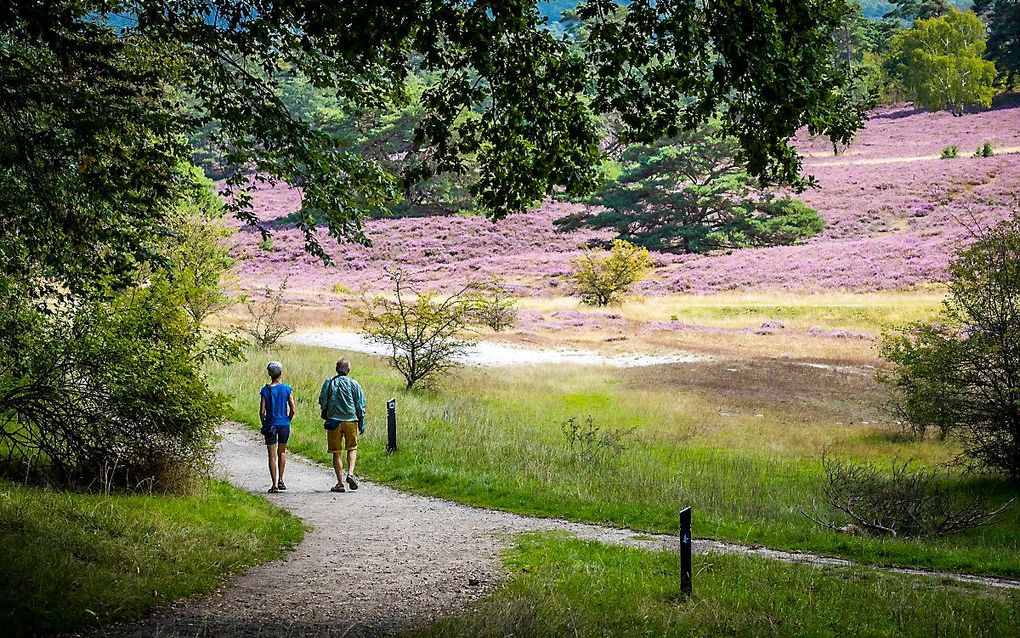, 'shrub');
560,416,634,466
470,278,519,332
242,280,295,349
802,455,1013,538
571,240,653,307
973,142,995,157
940,144,959,159
355,270,476,390
881,214,1020,479
160,202,236,329
0,280,226,491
